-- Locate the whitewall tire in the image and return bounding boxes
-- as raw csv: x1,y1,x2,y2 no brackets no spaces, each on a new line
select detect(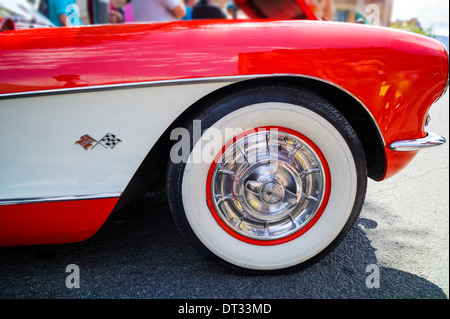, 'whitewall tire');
167,84,367,274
